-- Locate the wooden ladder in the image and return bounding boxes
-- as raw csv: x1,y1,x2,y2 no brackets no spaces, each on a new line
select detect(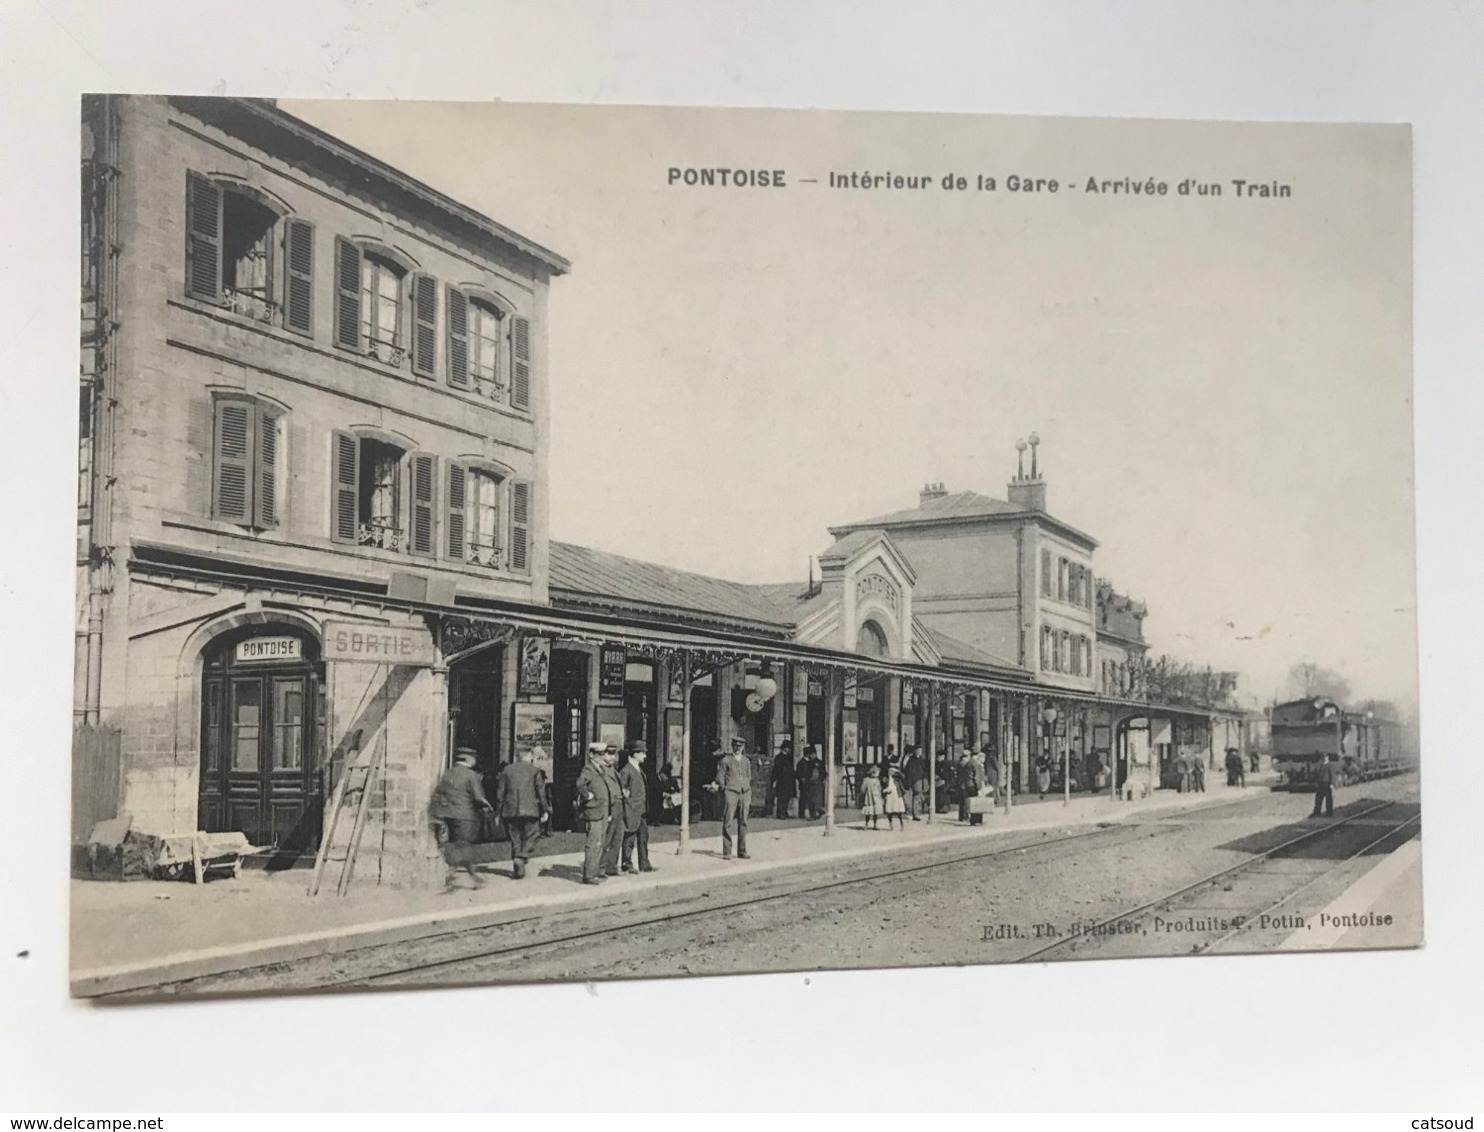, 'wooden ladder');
308,731,386,897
